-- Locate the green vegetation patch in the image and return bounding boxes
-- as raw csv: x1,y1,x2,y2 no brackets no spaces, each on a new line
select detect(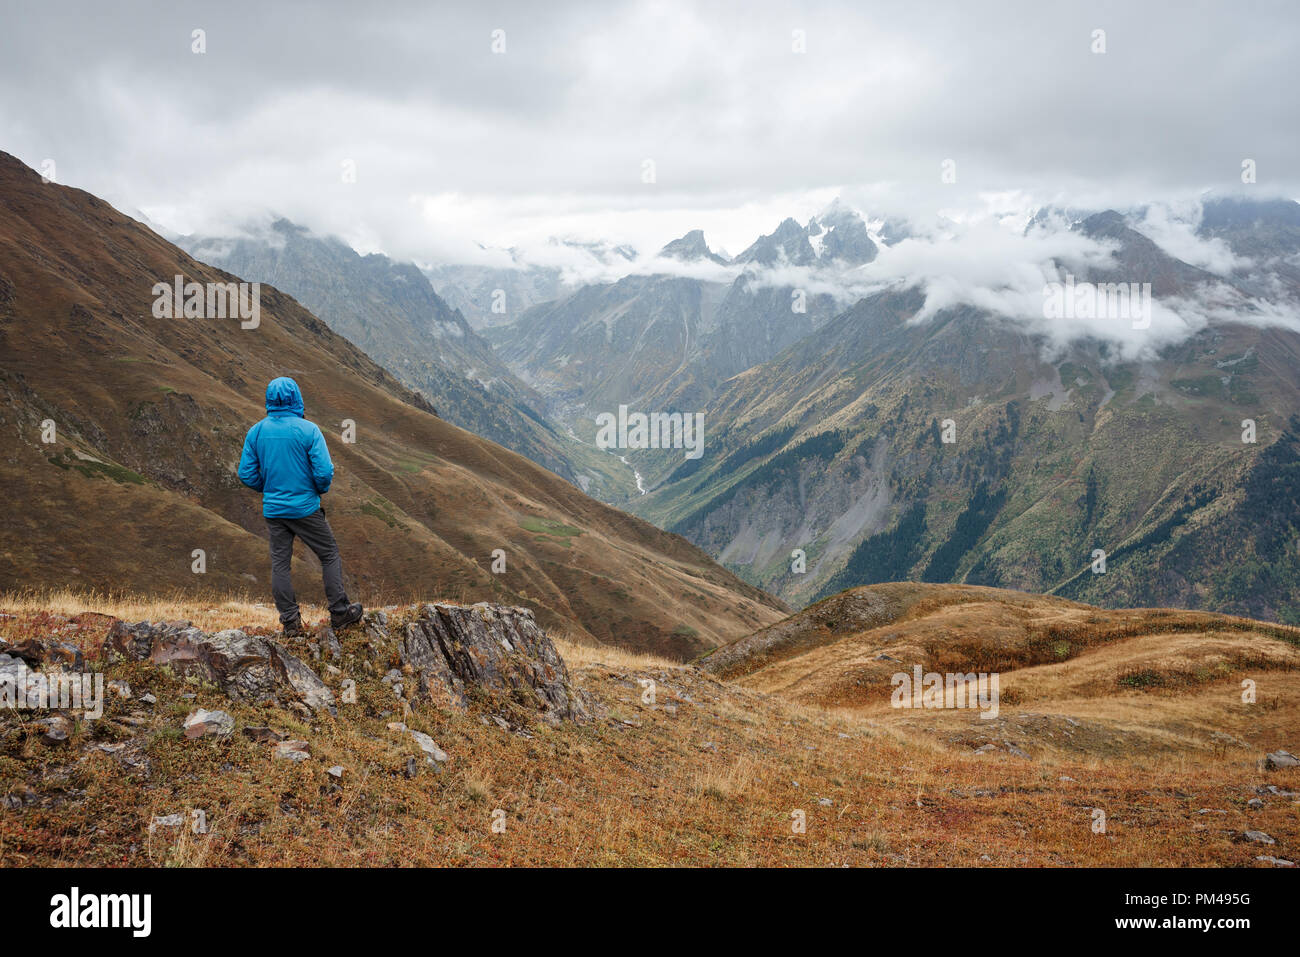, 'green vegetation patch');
46,449,146,485
519,516,583,540
360,496,407,529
